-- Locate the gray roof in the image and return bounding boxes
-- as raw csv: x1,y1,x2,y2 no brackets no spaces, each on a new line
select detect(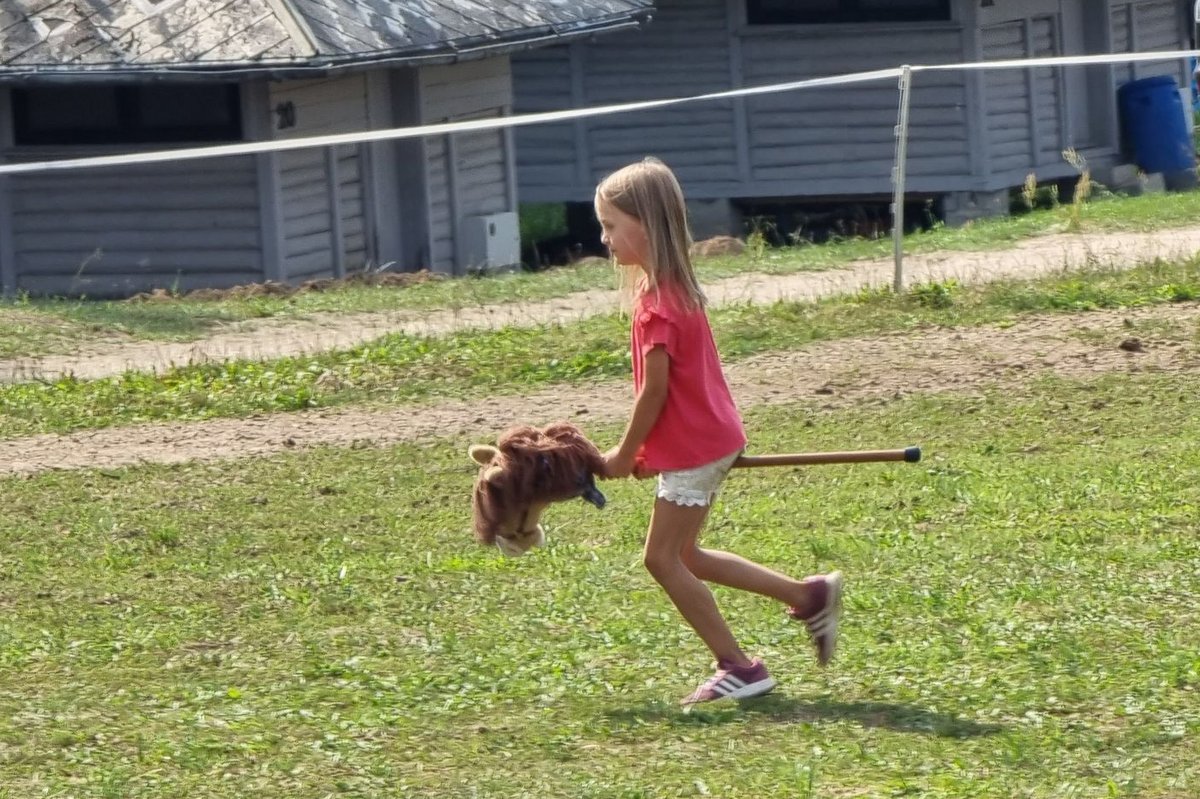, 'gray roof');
291,1,652,58
0,0,652,79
